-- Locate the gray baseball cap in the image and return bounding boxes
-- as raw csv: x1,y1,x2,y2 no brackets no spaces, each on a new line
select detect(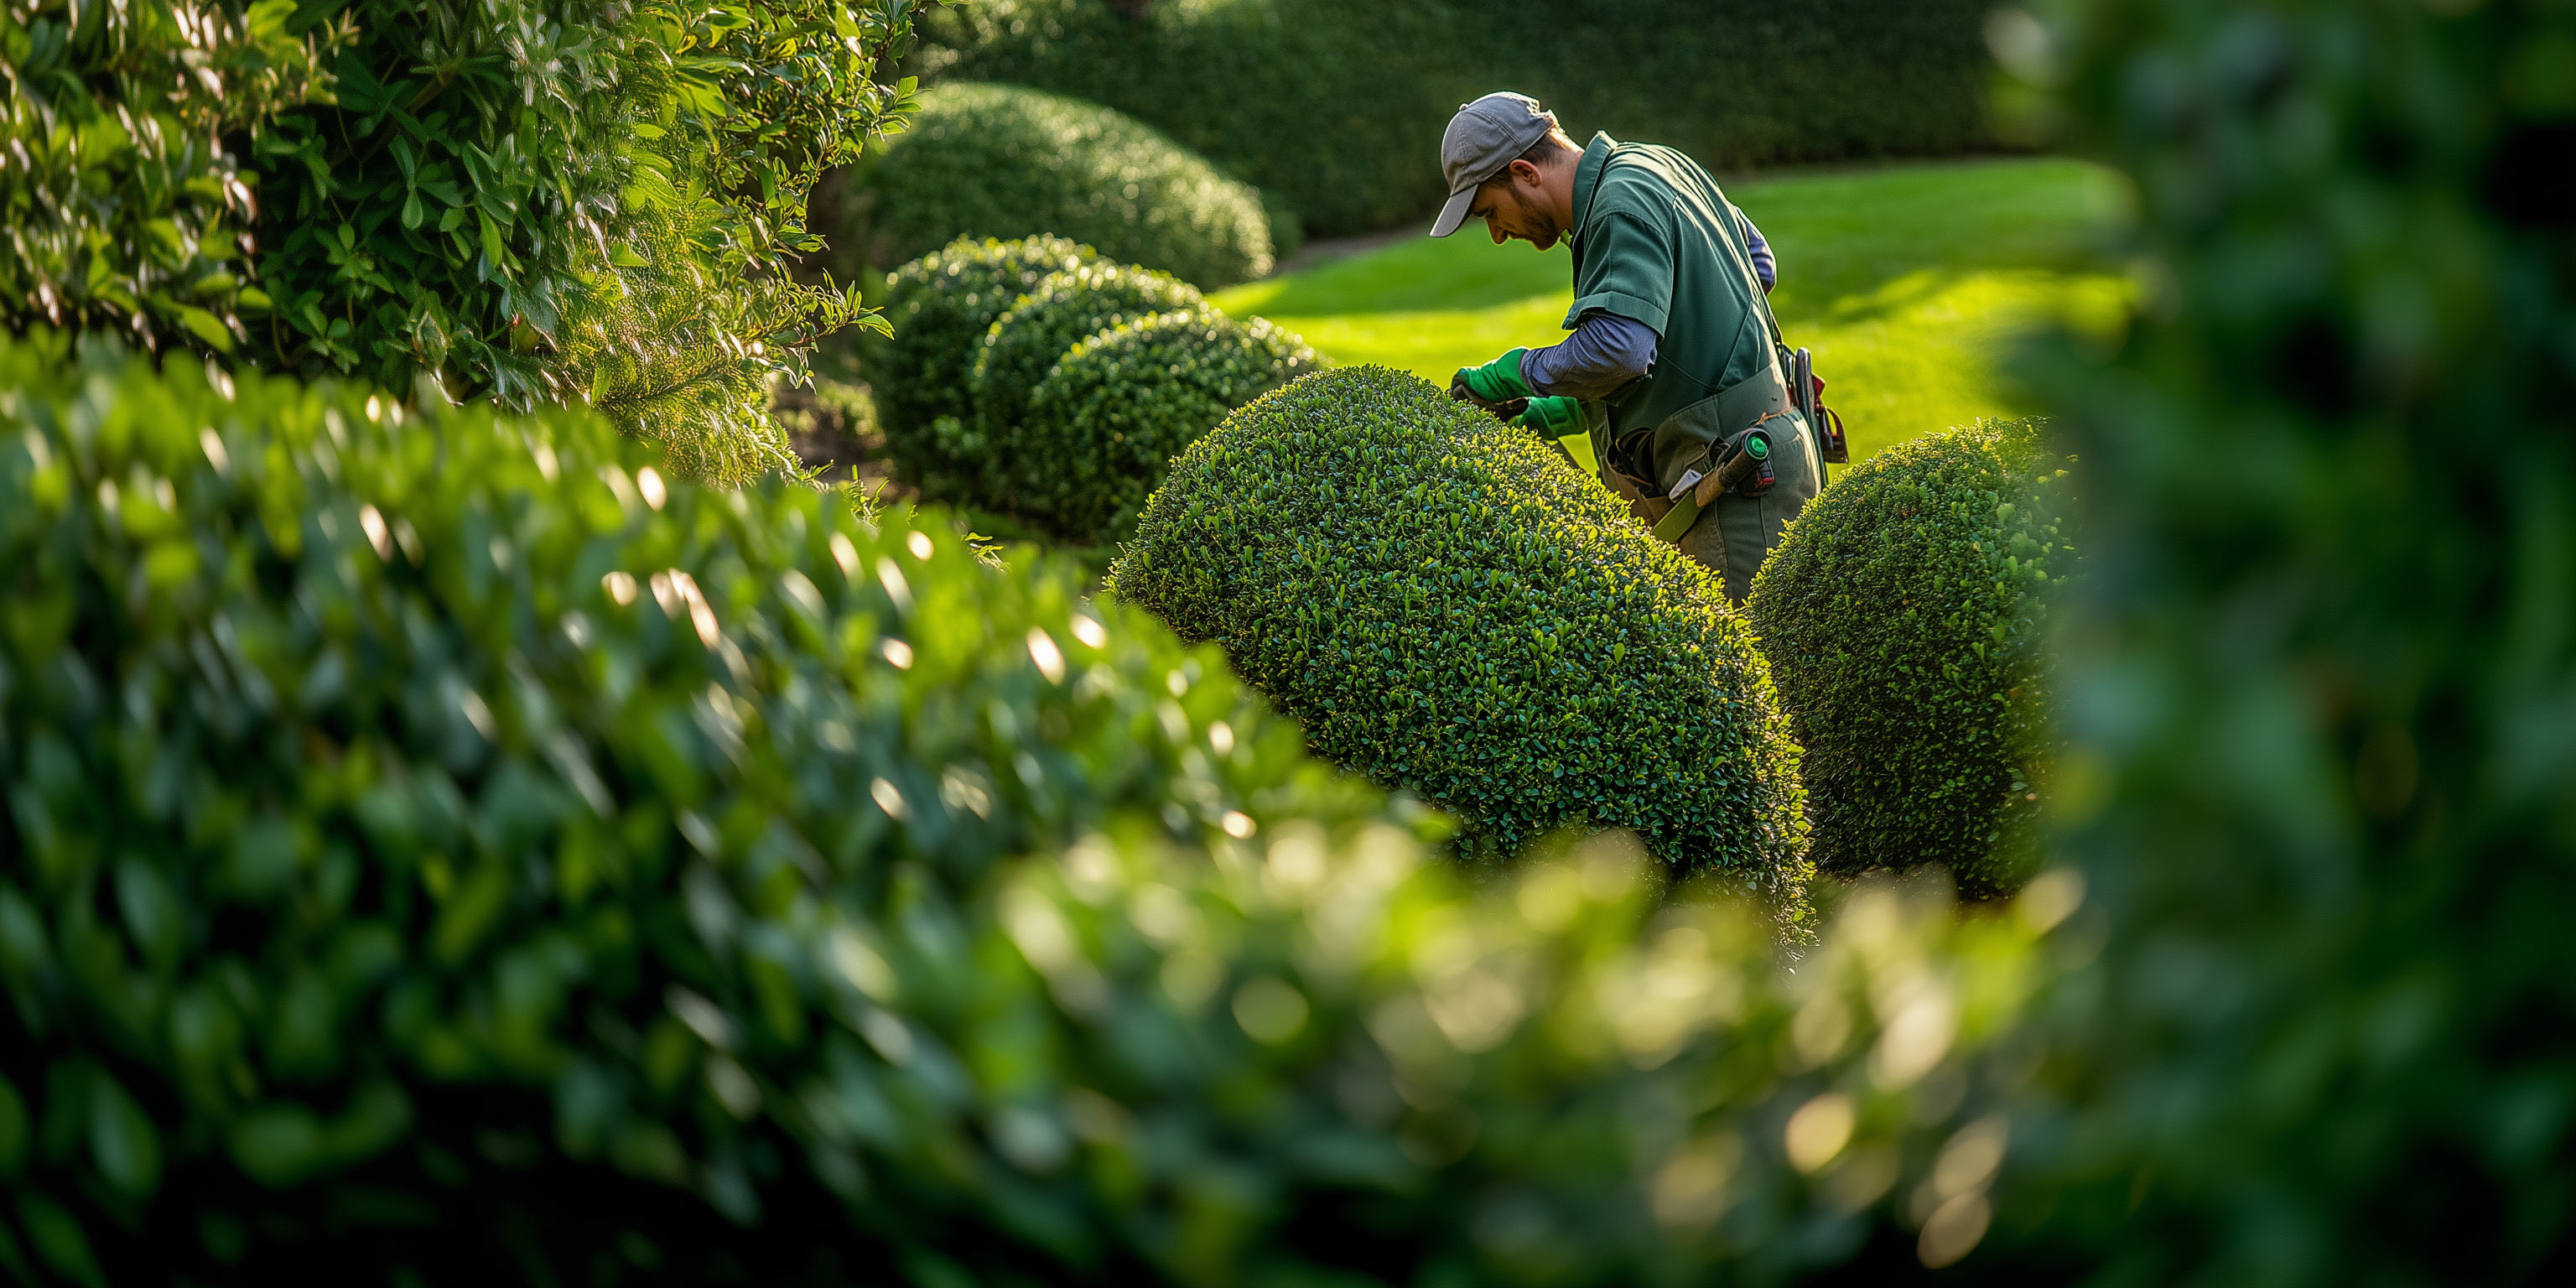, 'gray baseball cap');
1429,92,1559,237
